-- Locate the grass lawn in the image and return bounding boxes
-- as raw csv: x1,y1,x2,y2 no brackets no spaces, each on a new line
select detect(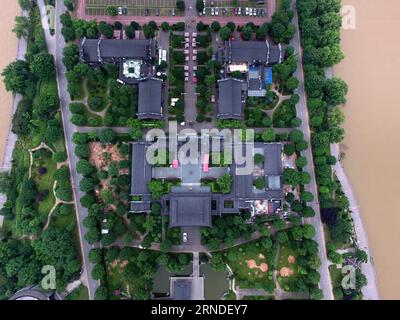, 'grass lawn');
106,264,127,300
51,204,82,262
224,239,275,290
329,264,343,297
83,104,104,127
65,285,89,300
71,79,85,101
32,151,57,223
276,243,301,292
